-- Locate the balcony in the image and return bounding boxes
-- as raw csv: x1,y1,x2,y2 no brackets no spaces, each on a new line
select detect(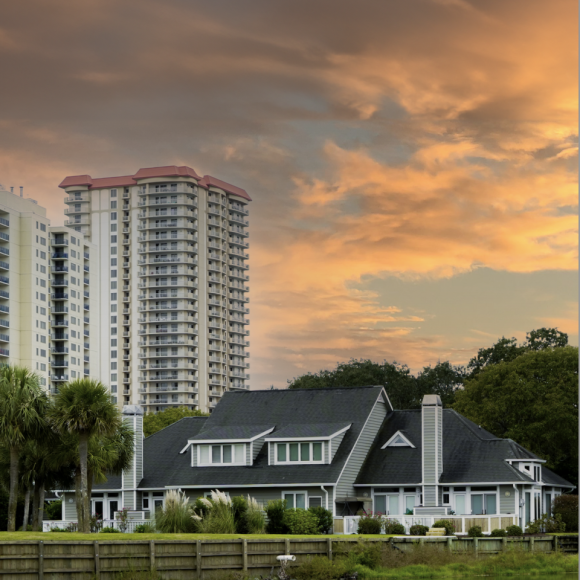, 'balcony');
52,265,69,273
52,252,68,260
51,319,69,328
51,346,69,354
51,374,69,382
51,361,69,368
0,333,8,343
0,261,8,271
51,279,68,287
51,293,68,300
65,194,89,203
64,218,90,226
0,275,8,285
0,348,9,357
0,218,9,227
52,238,69,247
0,247,9,256
52,333,69,341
